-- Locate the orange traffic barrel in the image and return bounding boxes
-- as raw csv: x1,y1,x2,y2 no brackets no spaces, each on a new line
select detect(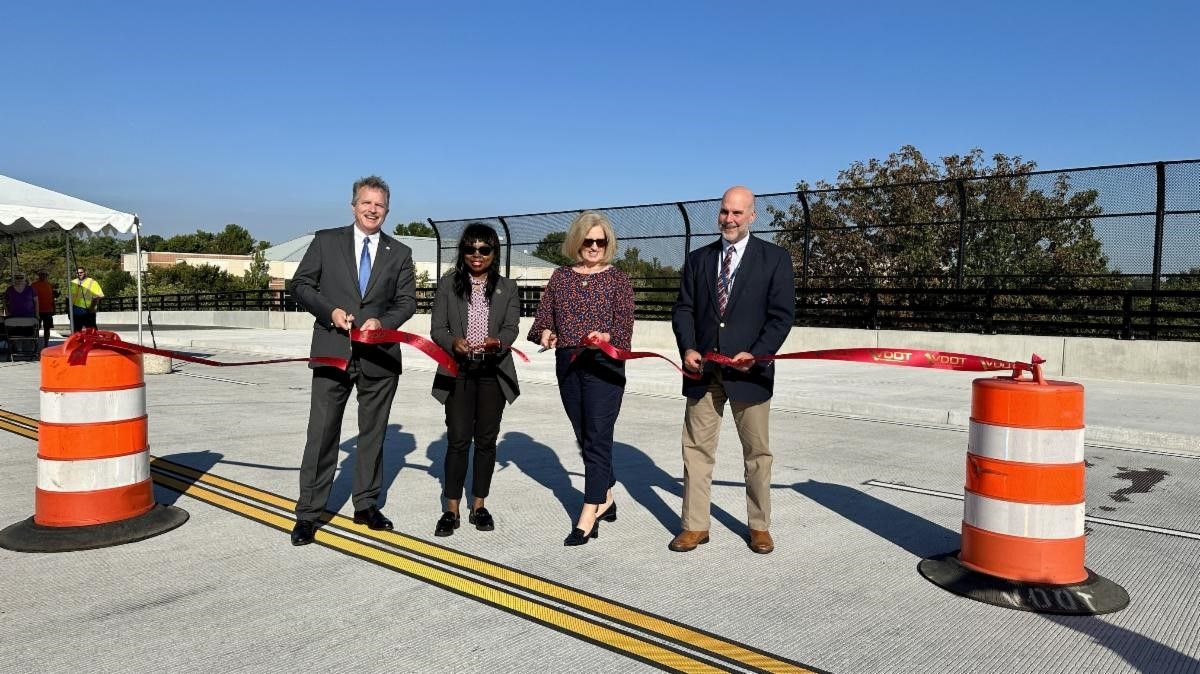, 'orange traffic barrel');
0,344,187,552
919,367,1129,614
